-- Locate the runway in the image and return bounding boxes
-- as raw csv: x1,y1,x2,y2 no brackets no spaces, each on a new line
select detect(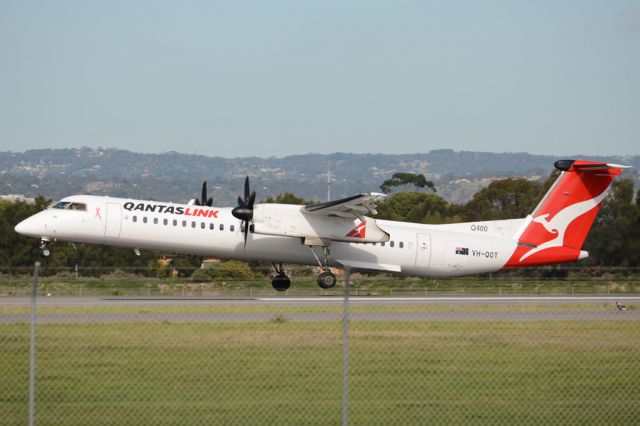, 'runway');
1,295,639,323
2,295,640,306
